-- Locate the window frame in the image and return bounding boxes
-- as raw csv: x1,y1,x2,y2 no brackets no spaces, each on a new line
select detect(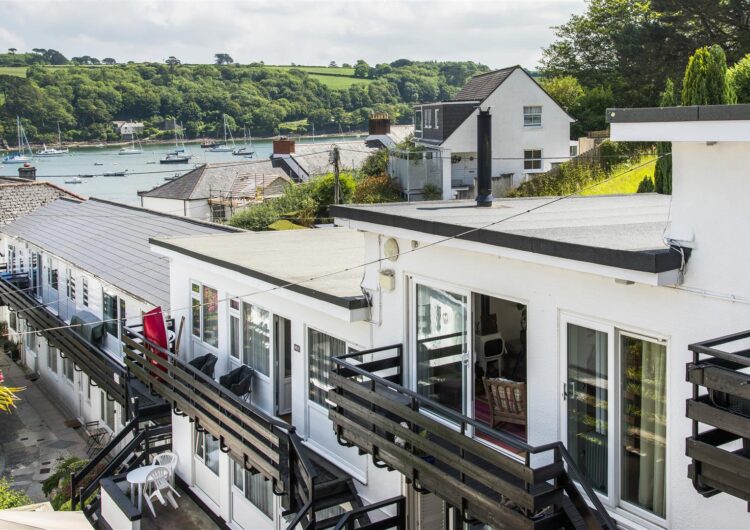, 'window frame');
81,277,89,307
190,281,219,349
101,390,116,431
232,458,274,519
47,344,58,374
66,268,76,301
229,296,241,362
307,327,349,409
414,109,423,133
523,105,542,127
194,428,219,475
424,108,432,129
434,108,440,129
62,355,74,384
103,290,119,337
523,149,543,171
